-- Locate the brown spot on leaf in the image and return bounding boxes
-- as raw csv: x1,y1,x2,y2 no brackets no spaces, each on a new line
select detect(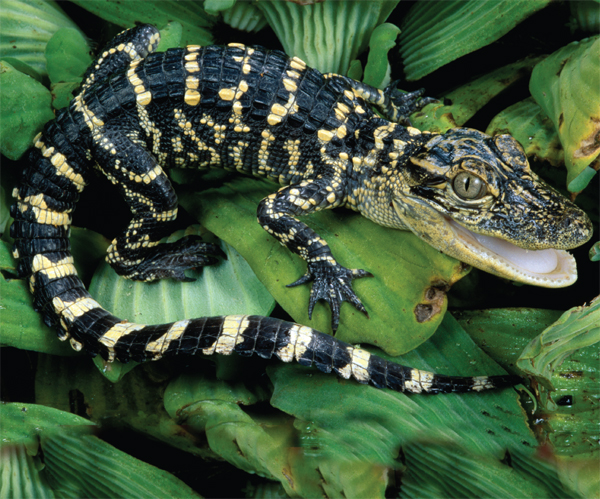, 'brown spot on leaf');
574,117,600,158
414,285,447,322
414,303,434,322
